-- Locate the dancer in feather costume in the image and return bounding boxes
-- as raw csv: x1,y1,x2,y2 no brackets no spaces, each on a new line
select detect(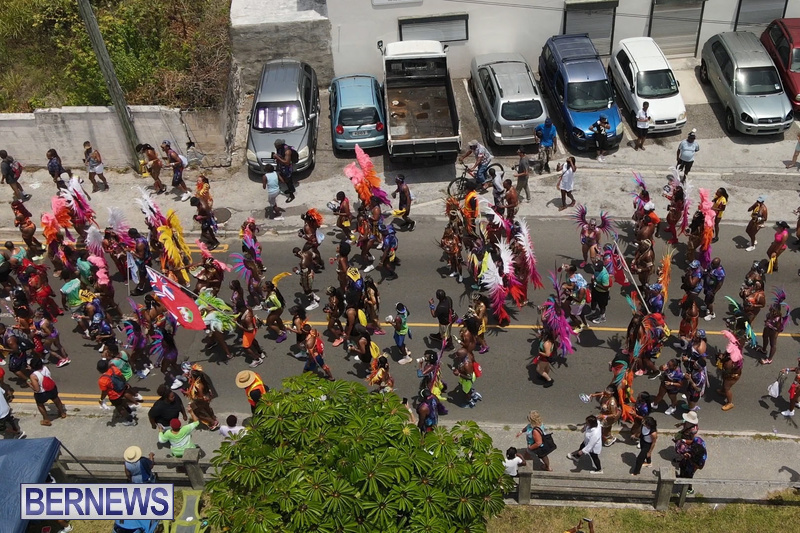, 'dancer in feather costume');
663,169,689,244
571,204,616,268
196,289,237,360
630,171,651,223
717,330,743,411
229,252,263,304
300,209,325,271
343,145,391,206
758,288,790,364
136,186,167,253
481,253,511,326
633,313,670,375
190,240,229,296
514,218,544,290
540,271,575,357
157,210,192,286
240,218,265,272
